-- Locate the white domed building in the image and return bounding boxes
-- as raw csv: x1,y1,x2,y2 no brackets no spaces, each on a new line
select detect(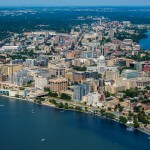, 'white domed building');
97,55,106,74
98,55,106,67
87,55,106,75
